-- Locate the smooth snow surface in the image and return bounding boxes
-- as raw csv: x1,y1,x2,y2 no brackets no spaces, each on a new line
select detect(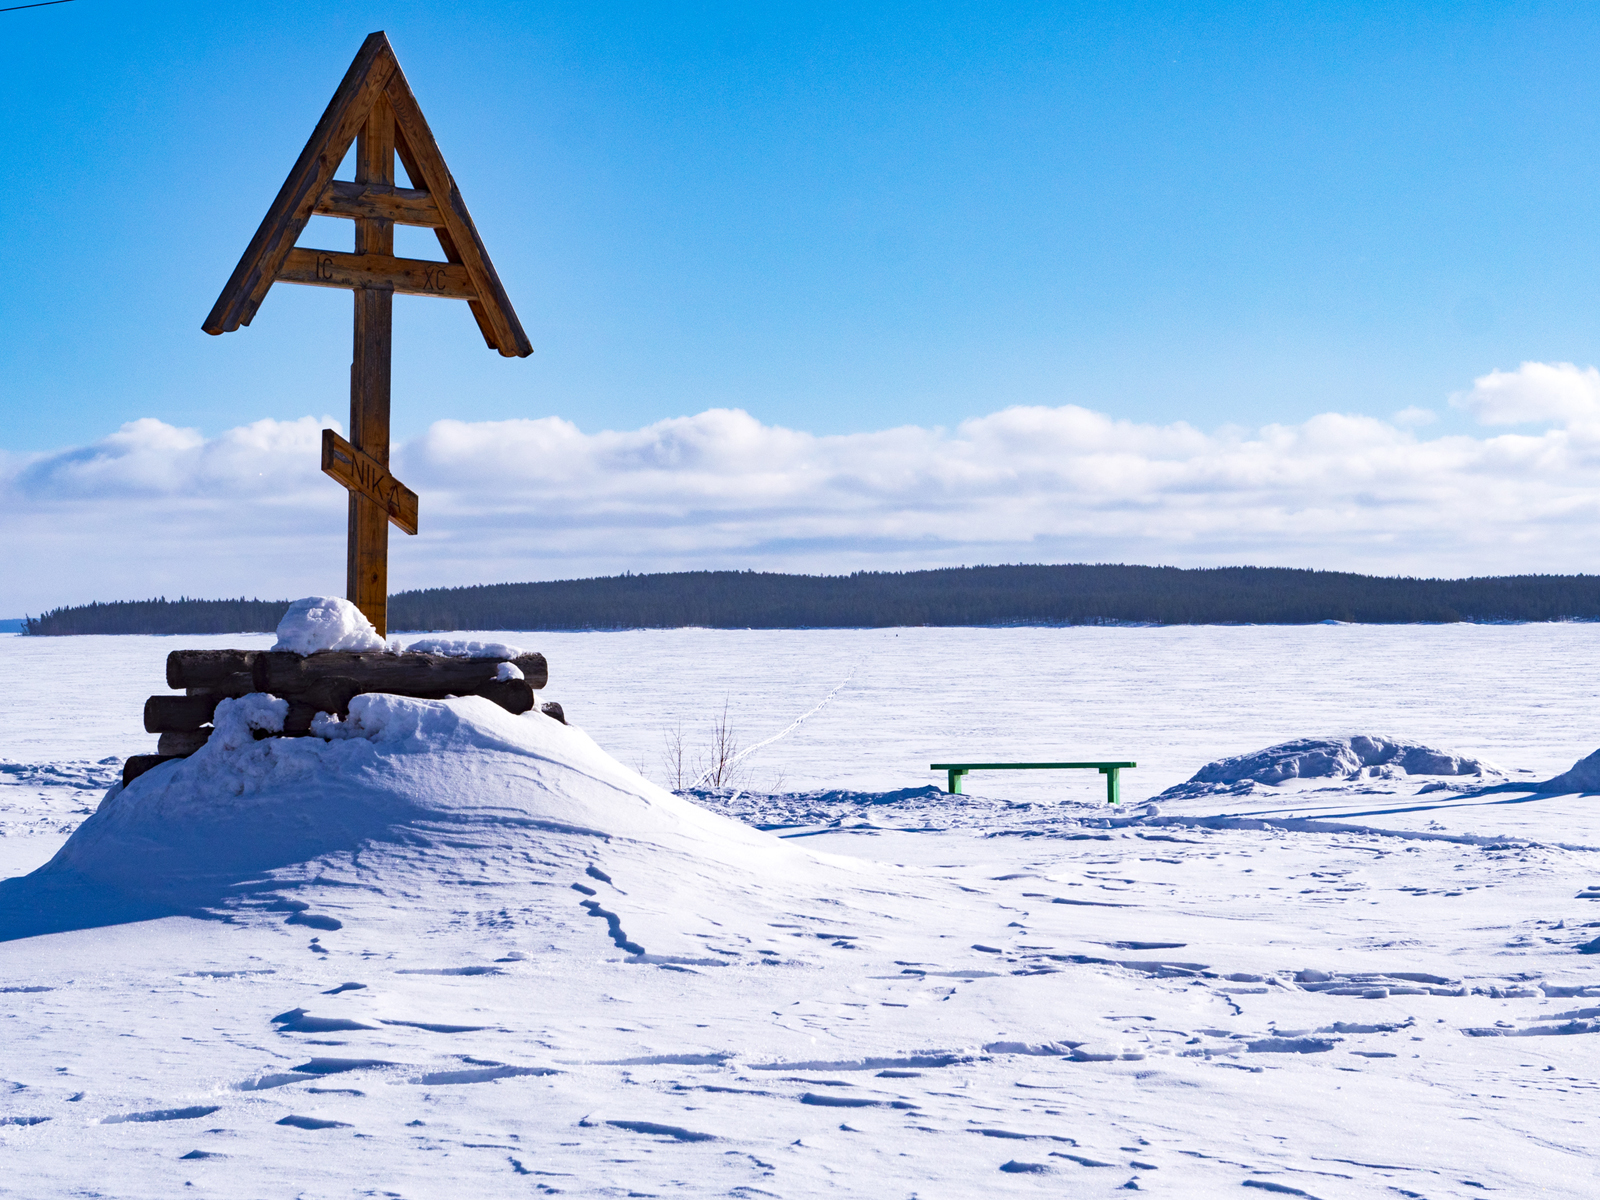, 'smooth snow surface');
272,597,387,655
1,626,1598,1197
